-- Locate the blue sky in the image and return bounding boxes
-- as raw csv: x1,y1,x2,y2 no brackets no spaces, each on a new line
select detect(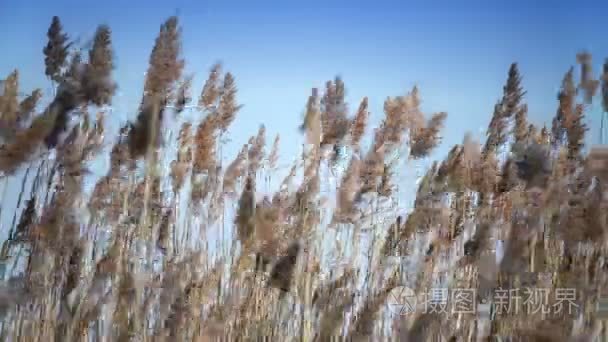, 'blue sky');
1,0,606,170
